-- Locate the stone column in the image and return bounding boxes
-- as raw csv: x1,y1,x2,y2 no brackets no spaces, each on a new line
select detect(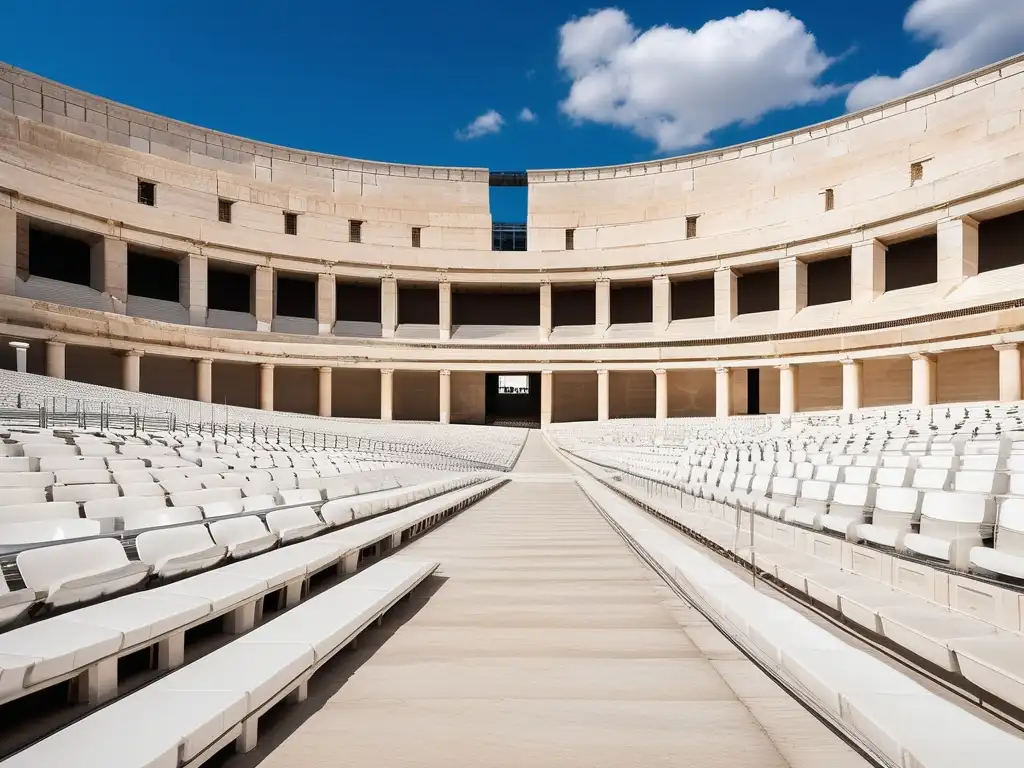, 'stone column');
259,363,274,411
937,216,979,286
254,266,273,332
439,369,451,424
381,277,397,338
380,368,394,421
46,341,66,379
779,257,807,317
652,275,671,333
196,358,212,403
439,280,452,341
715,367,732,419
122,350,142,393
539,280,552,342
181,251,207,326
714,268,737,332
540,370,553,427
0,207,16,297
92,237,127,314
597,369,610,422
778,363,798,418
318,366,332,417
655,369,668,421
8,342,28,373
911,353,936,409
841,358,863,413
996,344,1022,403
317,273,336,336
595,278,610,333
851,239,885,305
